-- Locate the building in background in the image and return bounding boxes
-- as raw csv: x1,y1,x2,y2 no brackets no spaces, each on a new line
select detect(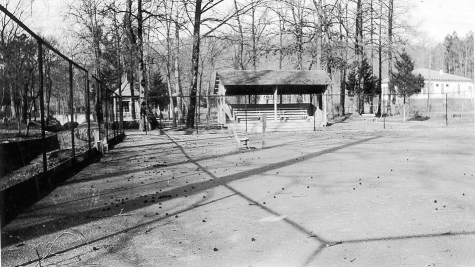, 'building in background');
114,76,142,121
382,69,474,100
